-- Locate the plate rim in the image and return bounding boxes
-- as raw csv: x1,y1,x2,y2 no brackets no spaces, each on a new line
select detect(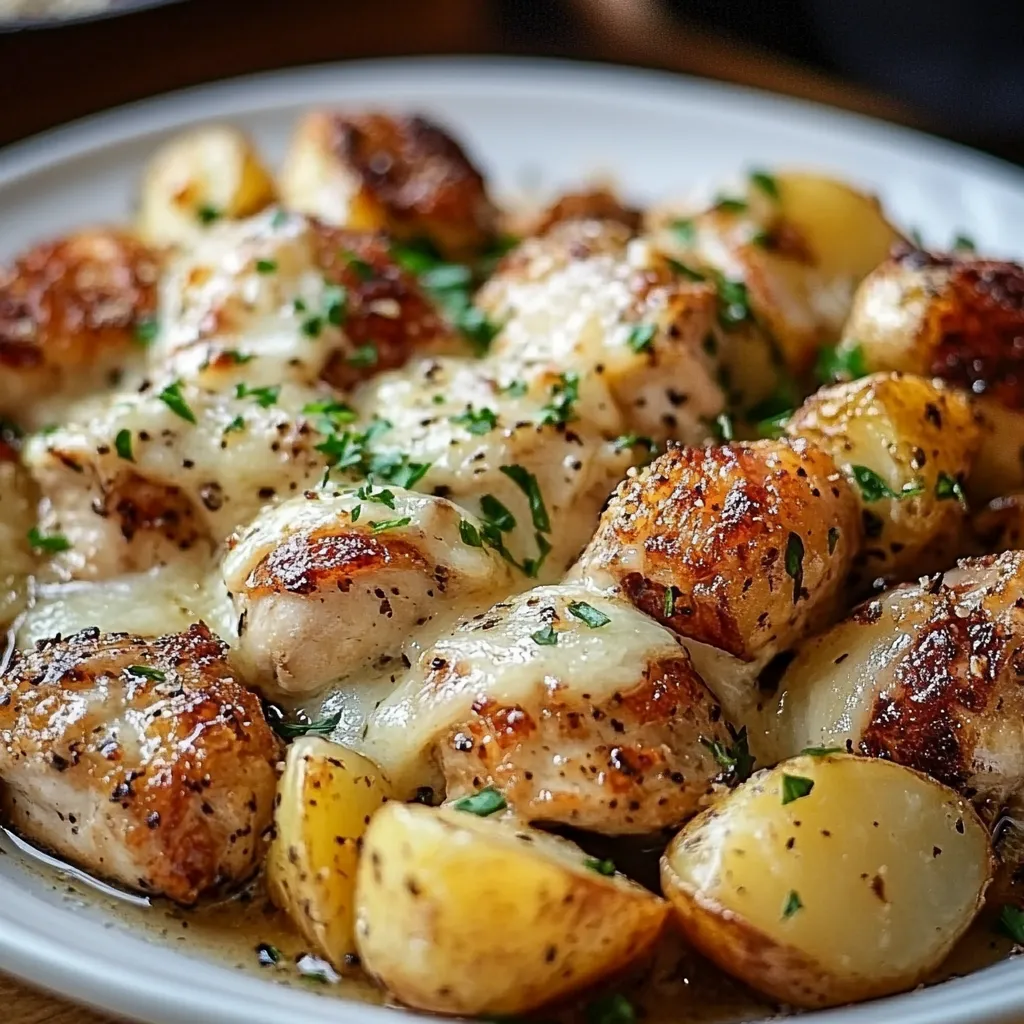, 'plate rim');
1,54,1023,1024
